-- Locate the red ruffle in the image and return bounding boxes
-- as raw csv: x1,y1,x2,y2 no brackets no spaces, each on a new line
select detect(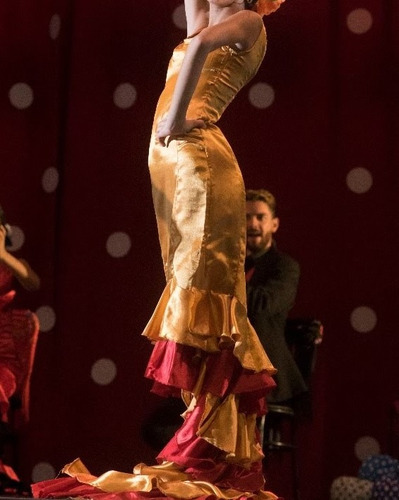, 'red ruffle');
32,477,279,500
145,341,275,413
157,393,265,491
32,478,172,500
